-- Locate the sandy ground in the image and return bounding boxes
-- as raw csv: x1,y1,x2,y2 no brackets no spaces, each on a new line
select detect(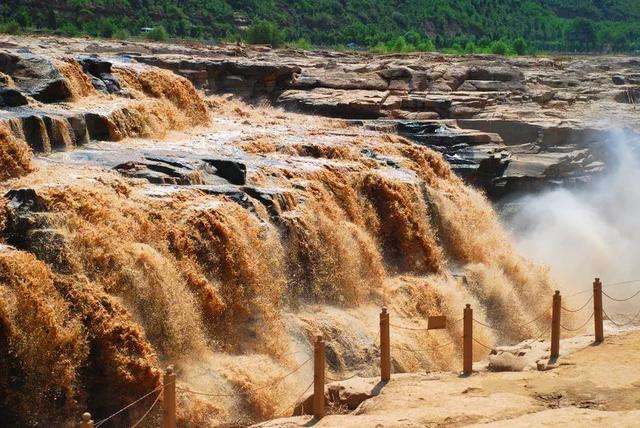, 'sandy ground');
256,329,640,427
